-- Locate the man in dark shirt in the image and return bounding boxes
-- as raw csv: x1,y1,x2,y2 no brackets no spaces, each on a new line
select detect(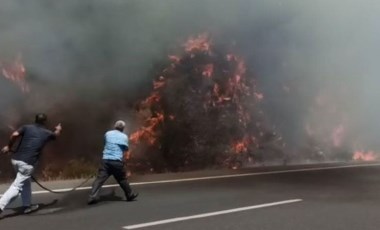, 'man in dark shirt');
0,113,62,214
